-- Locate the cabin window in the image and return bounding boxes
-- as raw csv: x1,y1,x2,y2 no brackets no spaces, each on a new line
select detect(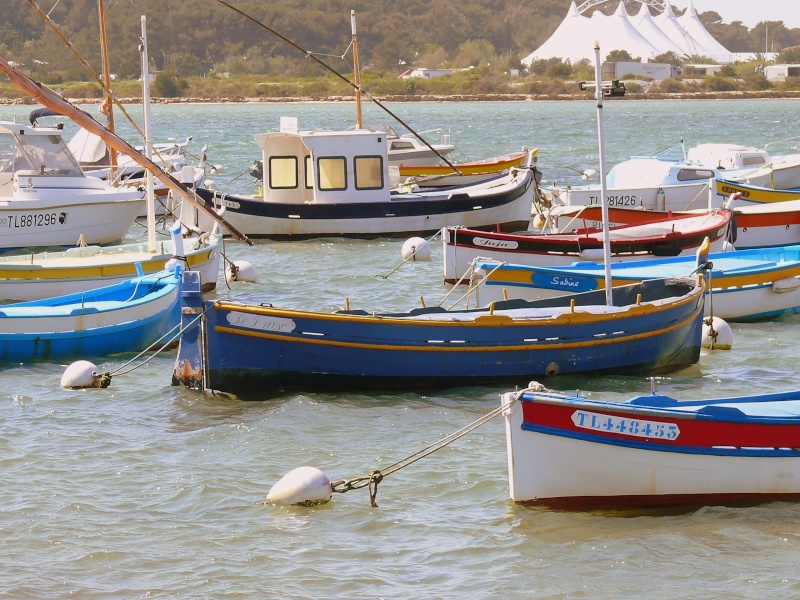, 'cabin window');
268,156,298,189
354,156,383,190
390,141,415,151
318,157,347,190
741,156,766,166
676,169,715,182
16,134,82,176
304,155,312,188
